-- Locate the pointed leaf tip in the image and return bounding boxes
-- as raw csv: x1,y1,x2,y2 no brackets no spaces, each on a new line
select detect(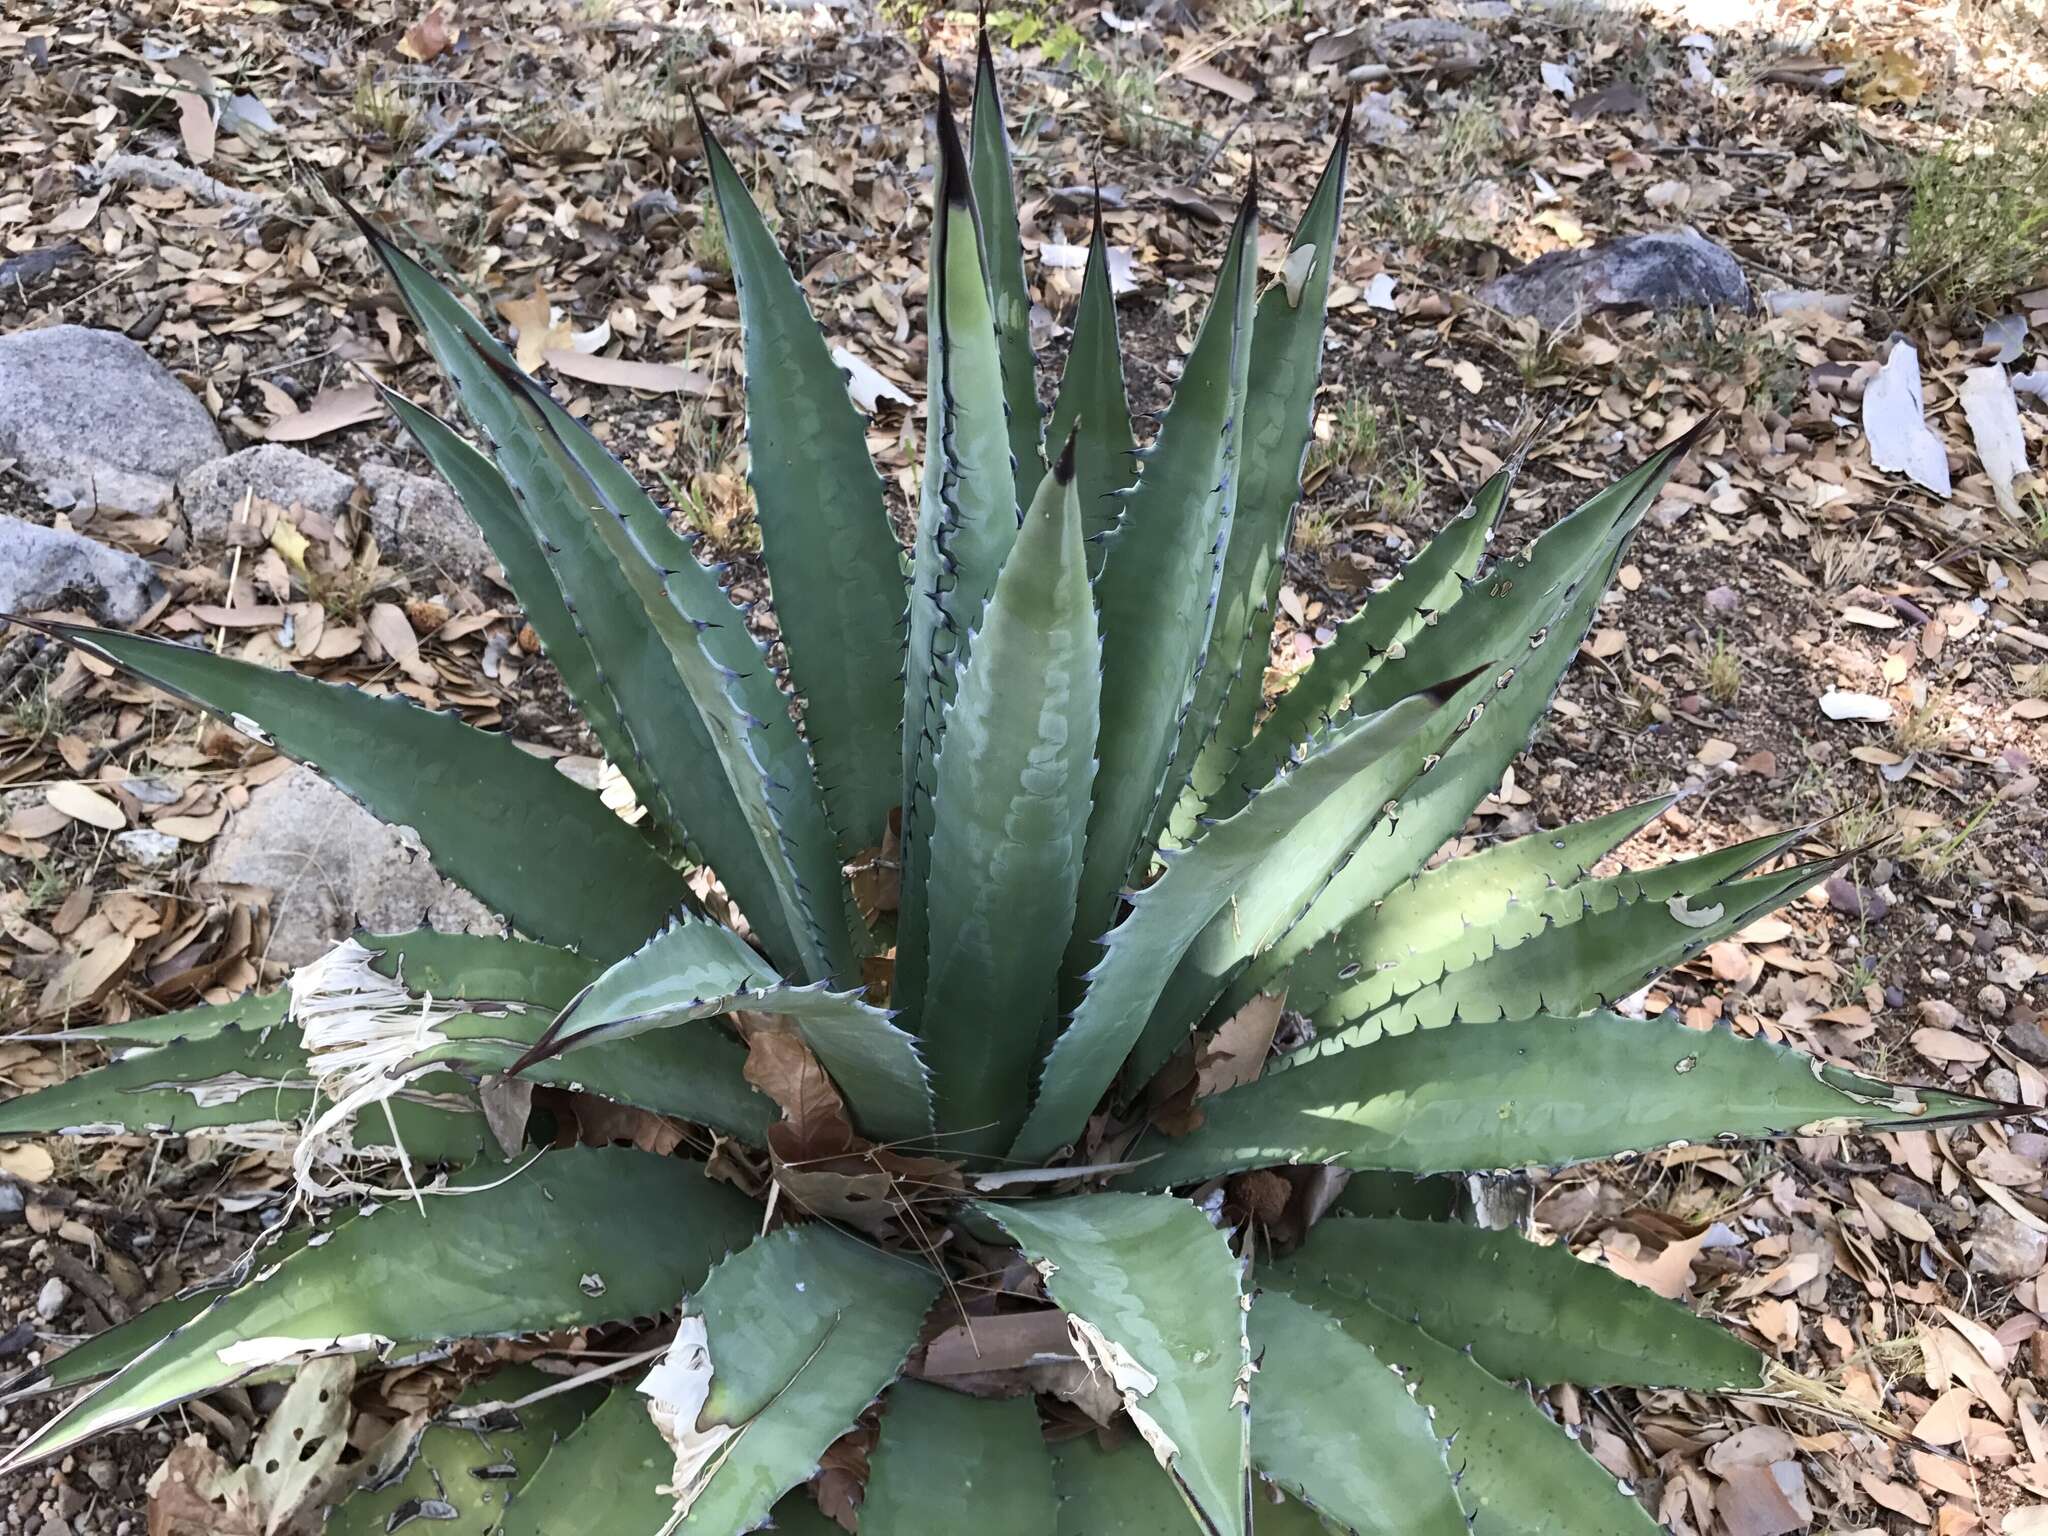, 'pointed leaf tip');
1054,421,1081,484
934,72,972,207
